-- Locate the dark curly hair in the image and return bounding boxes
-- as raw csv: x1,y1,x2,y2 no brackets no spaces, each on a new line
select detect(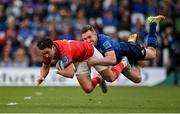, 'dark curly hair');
37,38,54,50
